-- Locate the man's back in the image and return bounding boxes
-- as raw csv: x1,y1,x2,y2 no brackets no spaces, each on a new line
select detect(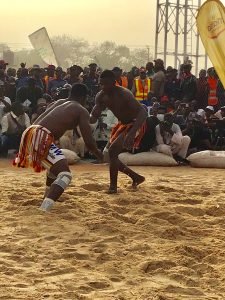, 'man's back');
38,101,85,139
